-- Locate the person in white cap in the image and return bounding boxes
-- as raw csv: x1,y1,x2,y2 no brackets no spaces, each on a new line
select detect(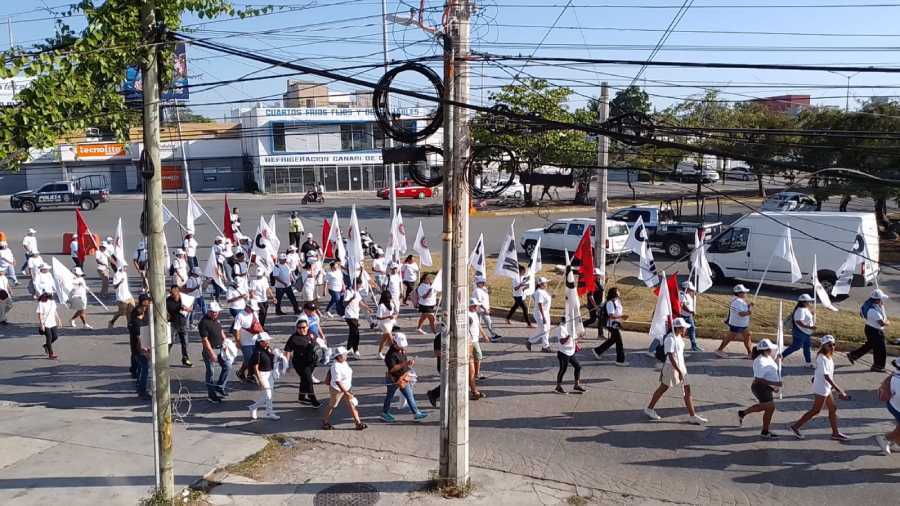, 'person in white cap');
387,261,402,309
182,233,198,269
716,284,754,359
468,297,488,399
69,267,90,328
171,248,189,288
199,301,230,403
21,228,38,273
371,250,387,298
249,269,275,327
415,272,438,335
229,250,249,290
592,287,629,366
381,332,428,422
25,253,47,296
526,277,553,353
375,289,399,359
782,294,816,368
247,332,279,420
323,260,345,317
343,276,368,359
0,240,18,286
165,285,194,367
225,280,249,319
0,269,11,324
273,254,300,315
183,267,206,321
36,290,61,359
230,207,242,236
69,233,80,269
108,265,134,328
848,288,890,372
95,243,111,296
33,263,55,300
506,264,532,327
789,335,850,441
875,357,900,455
300,233,320,266
554,318,586,395
285,245,302,273
322,346,367,430
679,280,701,352
472,276,501,342
400,255,419,305
644,317,707,424
132,238,149,291
738,338,783,438
234,300,263,383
